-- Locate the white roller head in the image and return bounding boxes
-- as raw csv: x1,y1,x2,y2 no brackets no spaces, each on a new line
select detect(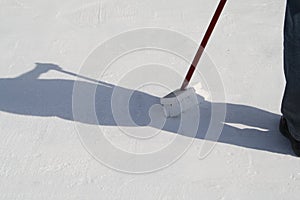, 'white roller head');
160,87,203,117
